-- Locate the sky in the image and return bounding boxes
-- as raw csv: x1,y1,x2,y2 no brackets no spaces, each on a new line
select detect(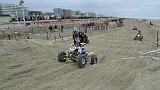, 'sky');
0,0,160,19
